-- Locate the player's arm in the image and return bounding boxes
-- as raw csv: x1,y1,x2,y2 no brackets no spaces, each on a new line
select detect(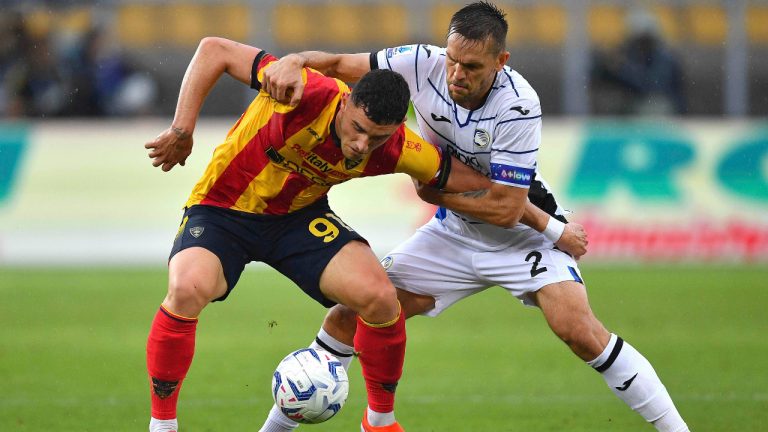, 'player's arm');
520,202,588,258
416,182,527,228
262,52,370,106
439,155,491,193
145,37,261,171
